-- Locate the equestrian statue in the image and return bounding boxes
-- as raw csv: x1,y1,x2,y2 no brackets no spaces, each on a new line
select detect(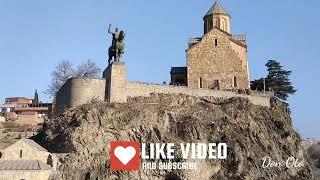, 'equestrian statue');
108,24,125,65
